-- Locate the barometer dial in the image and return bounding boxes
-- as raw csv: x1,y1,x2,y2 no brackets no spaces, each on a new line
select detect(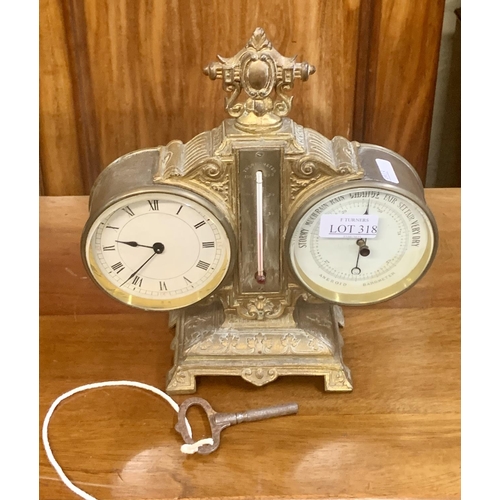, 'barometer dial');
288,185,438,305
82,192,232,311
